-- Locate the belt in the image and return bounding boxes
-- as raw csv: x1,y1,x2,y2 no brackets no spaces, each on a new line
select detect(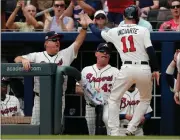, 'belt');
86,103,96,107
124,61,149,65
34,92,40,97
86,102,108,107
